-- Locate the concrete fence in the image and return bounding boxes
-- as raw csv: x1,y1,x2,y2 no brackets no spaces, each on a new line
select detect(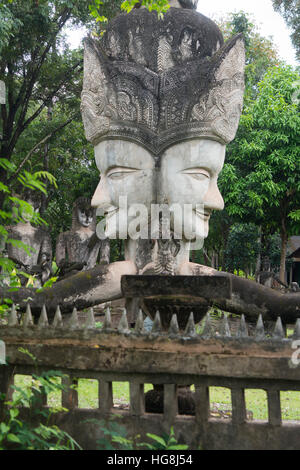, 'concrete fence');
1,305,300,449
